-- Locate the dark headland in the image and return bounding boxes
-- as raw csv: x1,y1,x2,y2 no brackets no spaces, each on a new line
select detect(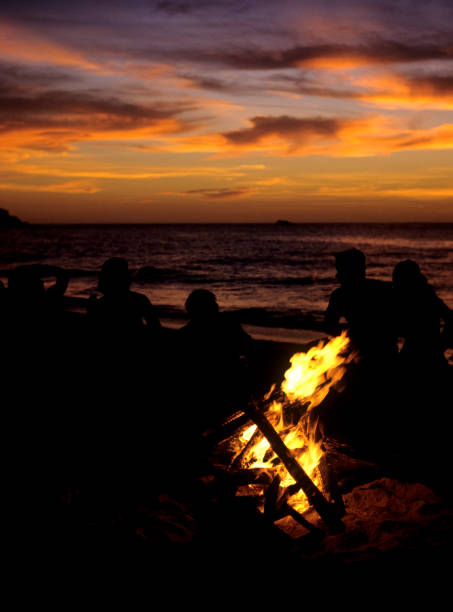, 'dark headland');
0,208,28,228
